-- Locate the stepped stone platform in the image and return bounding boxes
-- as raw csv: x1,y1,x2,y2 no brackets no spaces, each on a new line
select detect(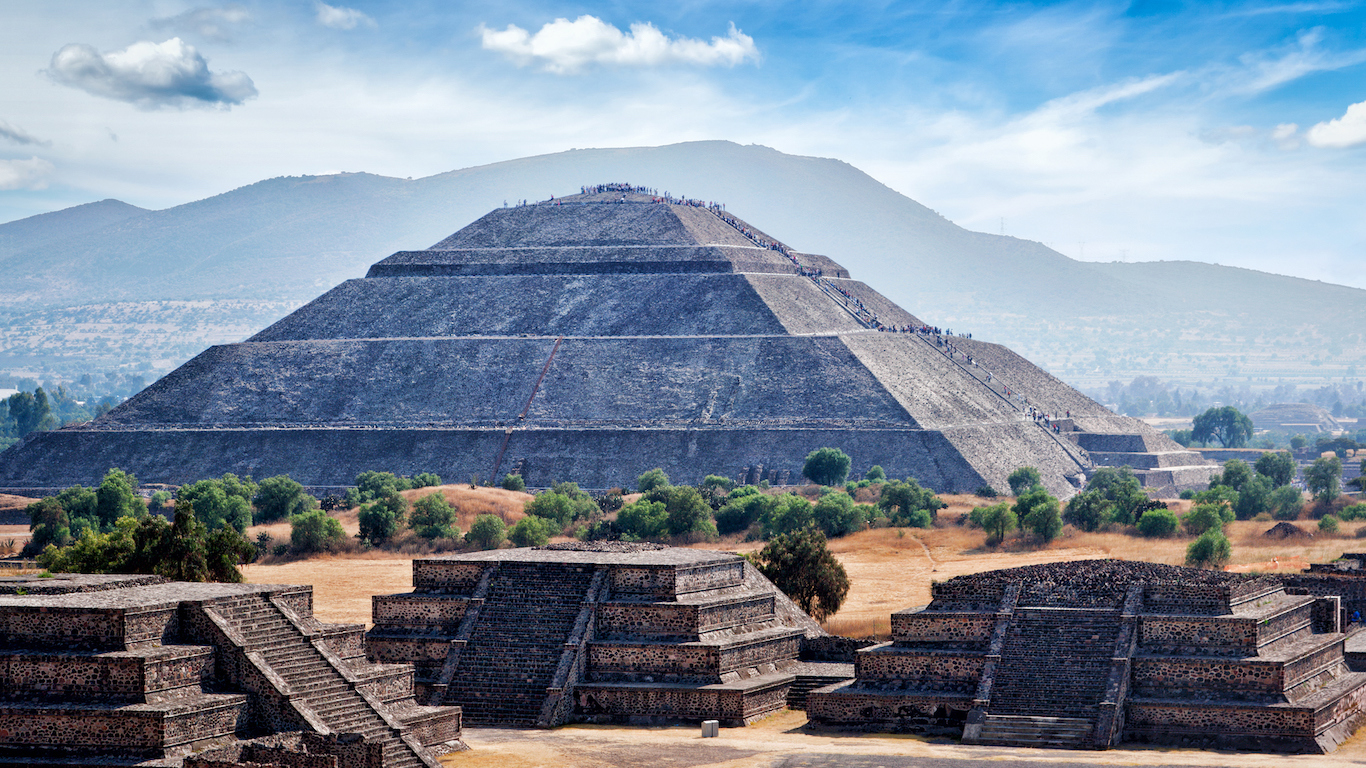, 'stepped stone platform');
365,542,831,727
1284,552,1366,625
806,559,1366,753
0,573,463,768
0,187,1212,499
